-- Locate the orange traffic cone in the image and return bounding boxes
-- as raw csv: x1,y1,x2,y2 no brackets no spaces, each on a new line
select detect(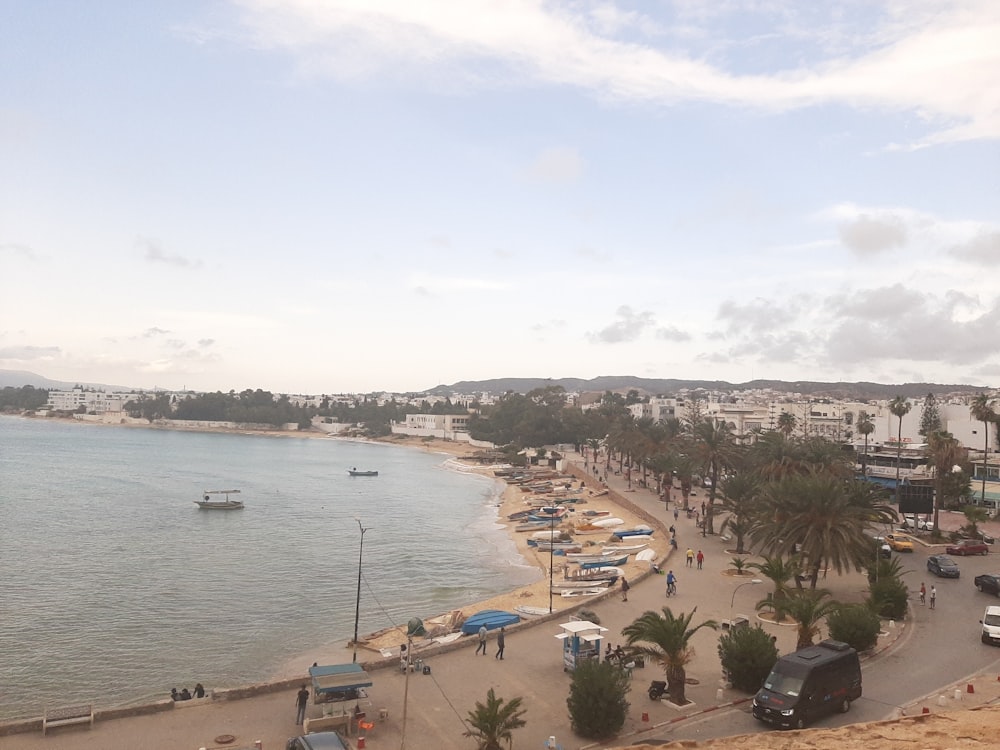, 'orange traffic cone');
967,683,975,694
922,707,930,714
